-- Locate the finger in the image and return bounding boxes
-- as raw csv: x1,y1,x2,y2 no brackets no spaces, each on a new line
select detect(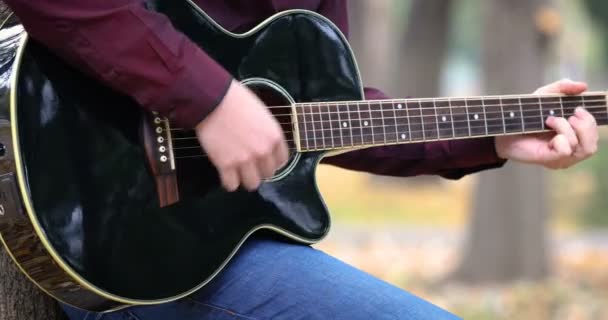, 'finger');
574,106,597,126
275,140,290,169
534,79,587,95
546,116,578,148
548,134,573,161
219,168,240,192
569,108,599,158
258,154,277,179
238,162,262,191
